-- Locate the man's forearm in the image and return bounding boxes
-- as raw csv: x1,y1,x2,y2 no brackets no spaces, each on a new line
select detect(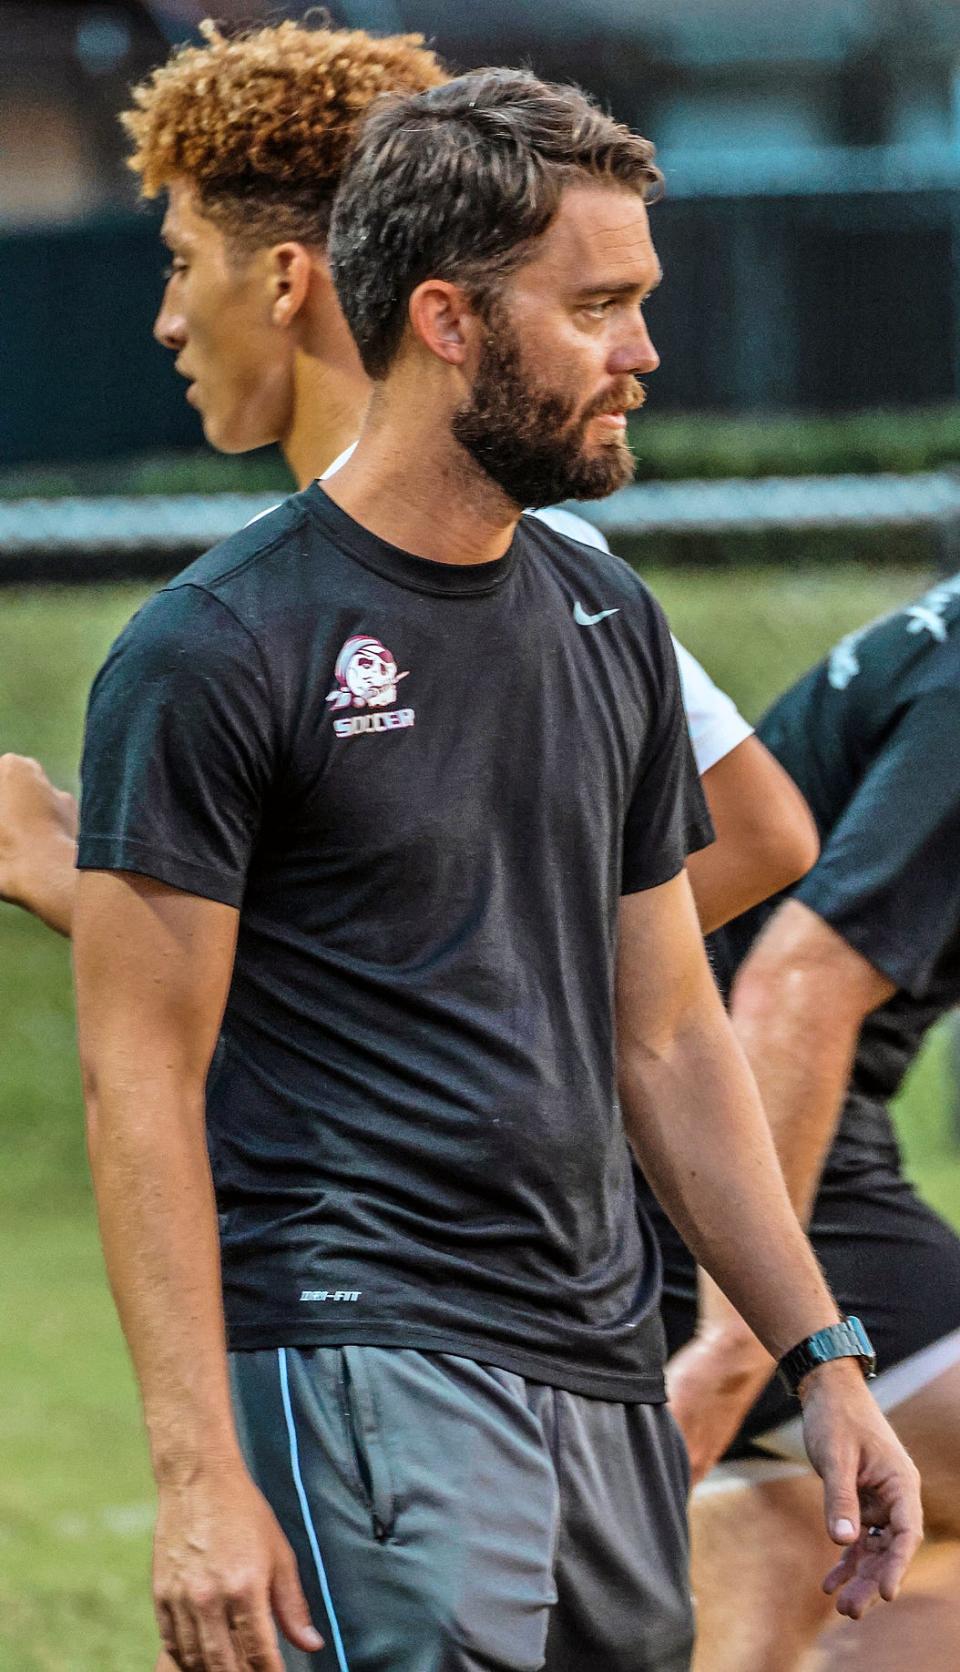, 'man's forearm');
689,911,891,1347
87,1077,242,1481
75,876,323,1664
688,976,860,1351
621,996,841,1362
